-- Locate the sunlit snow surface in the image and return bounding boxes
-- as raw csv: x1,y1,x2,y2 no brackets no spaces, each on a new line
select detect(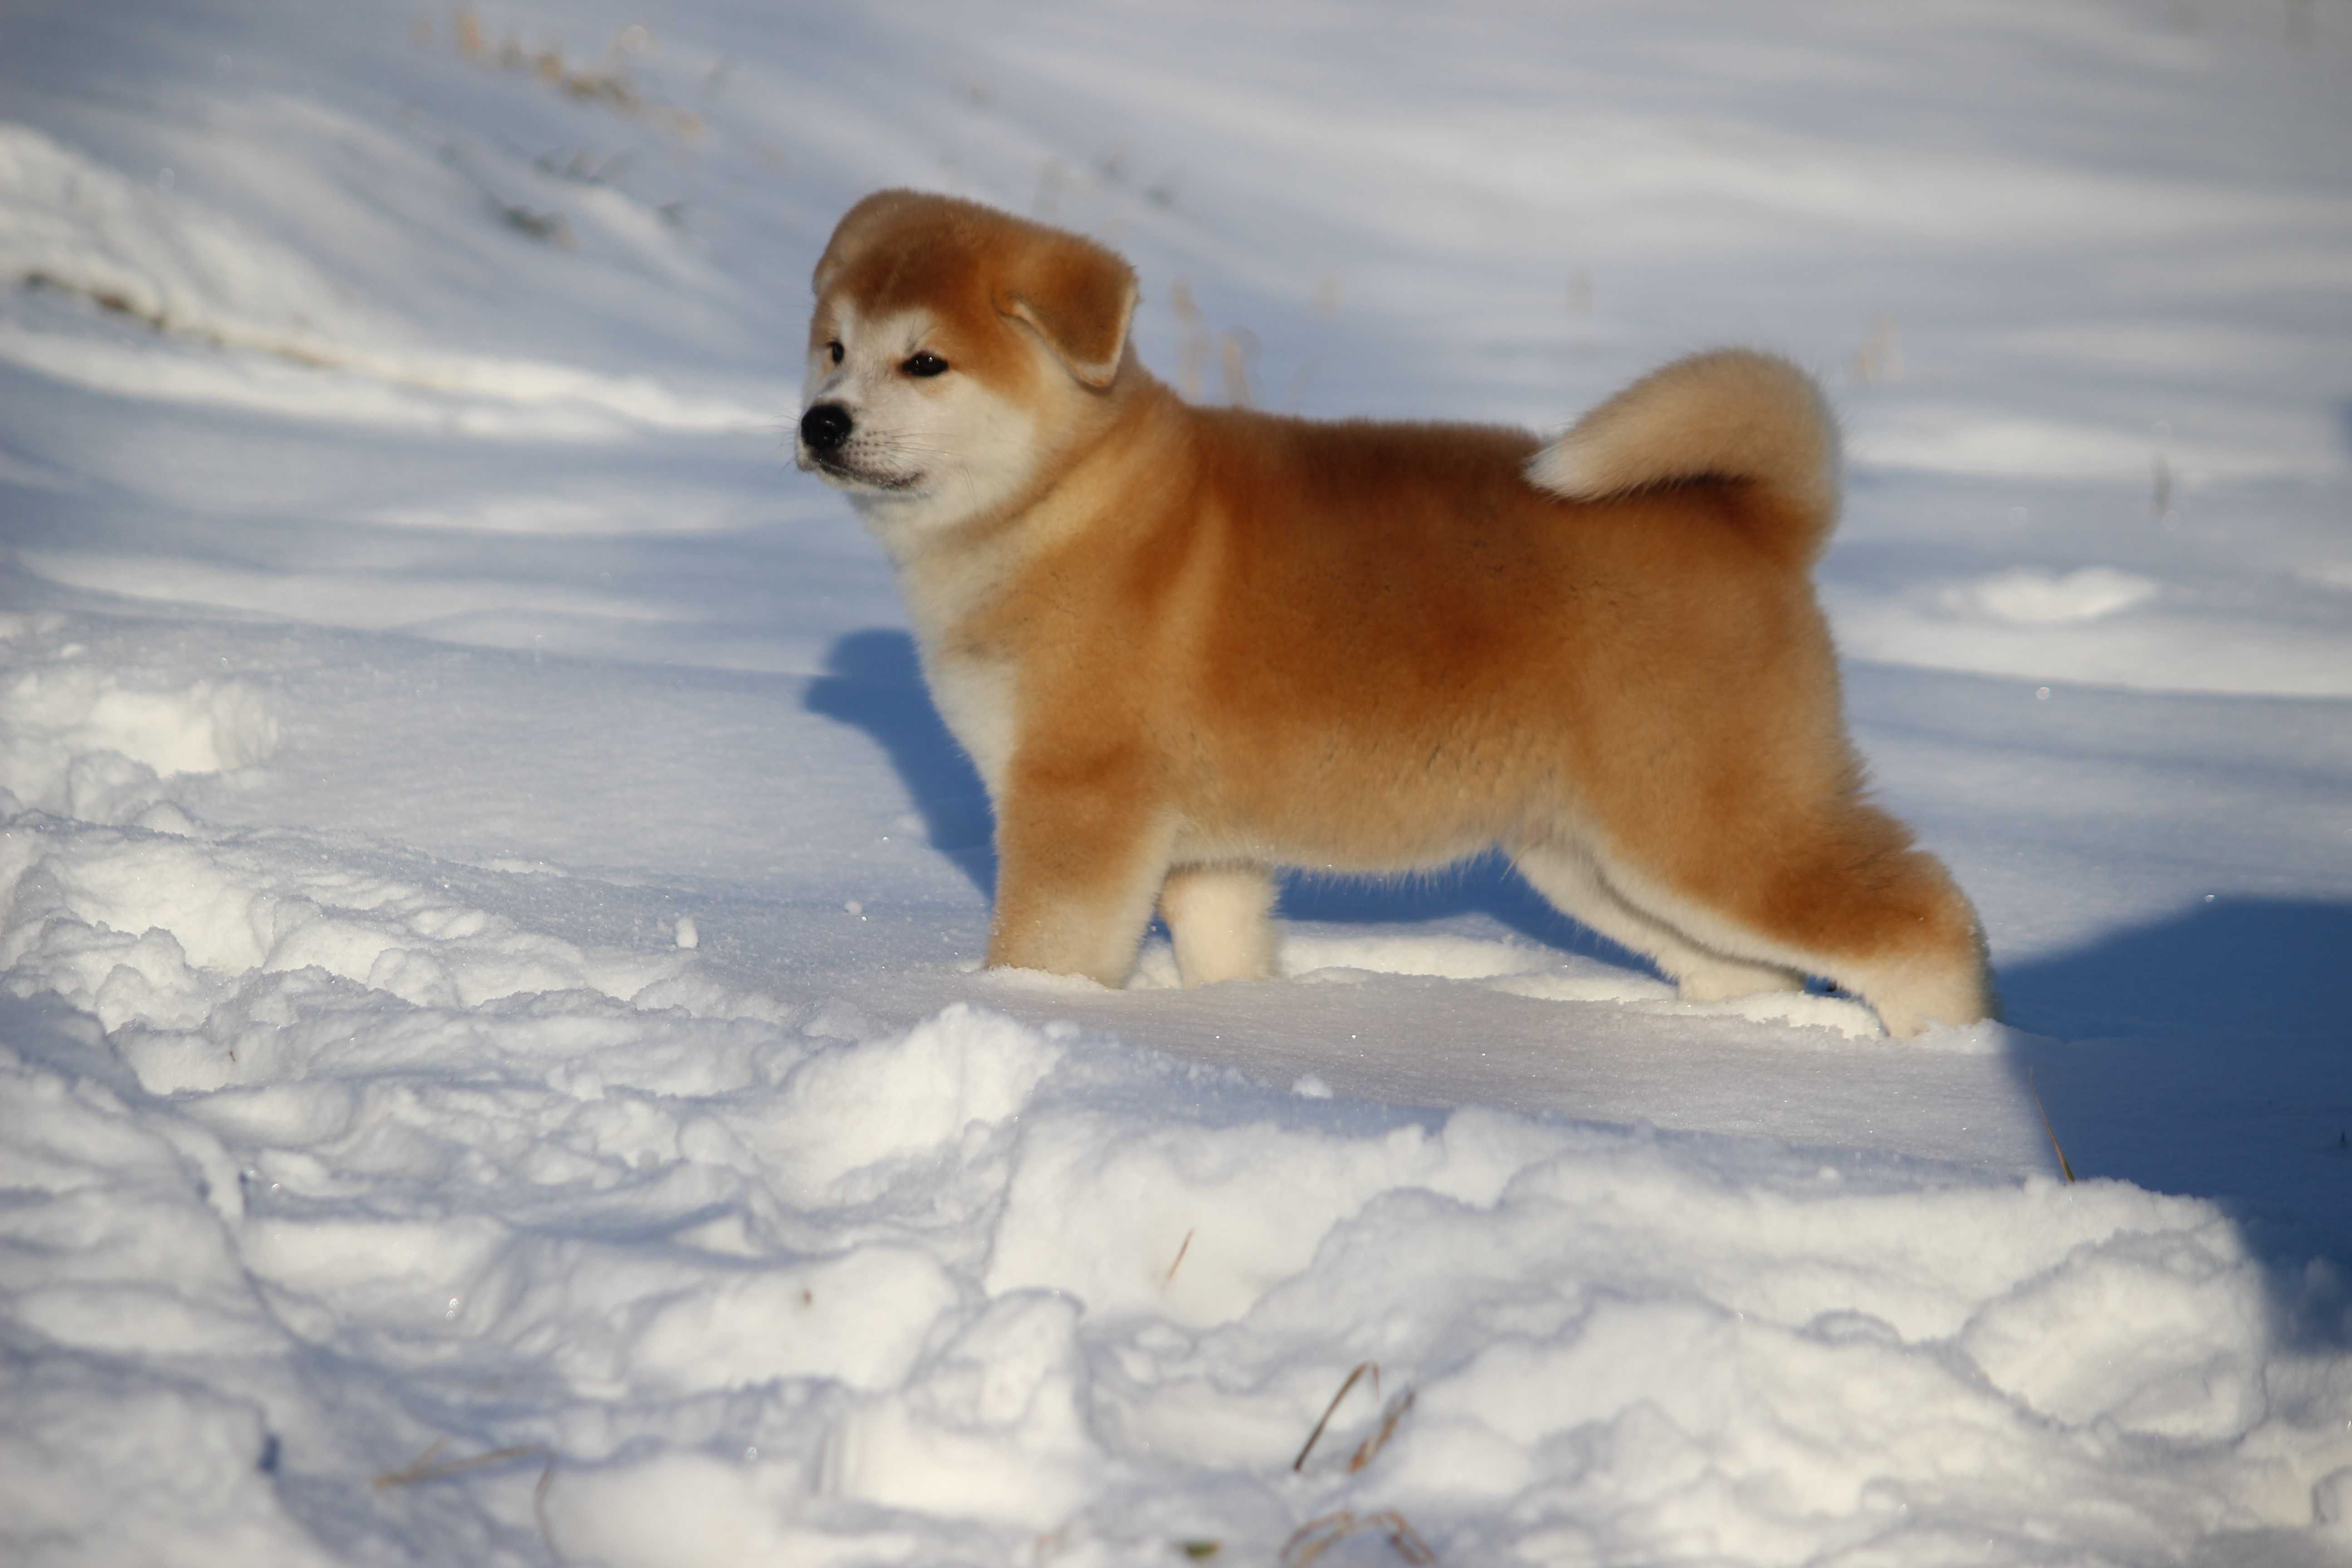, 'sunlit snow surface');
3,2,2352,1563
